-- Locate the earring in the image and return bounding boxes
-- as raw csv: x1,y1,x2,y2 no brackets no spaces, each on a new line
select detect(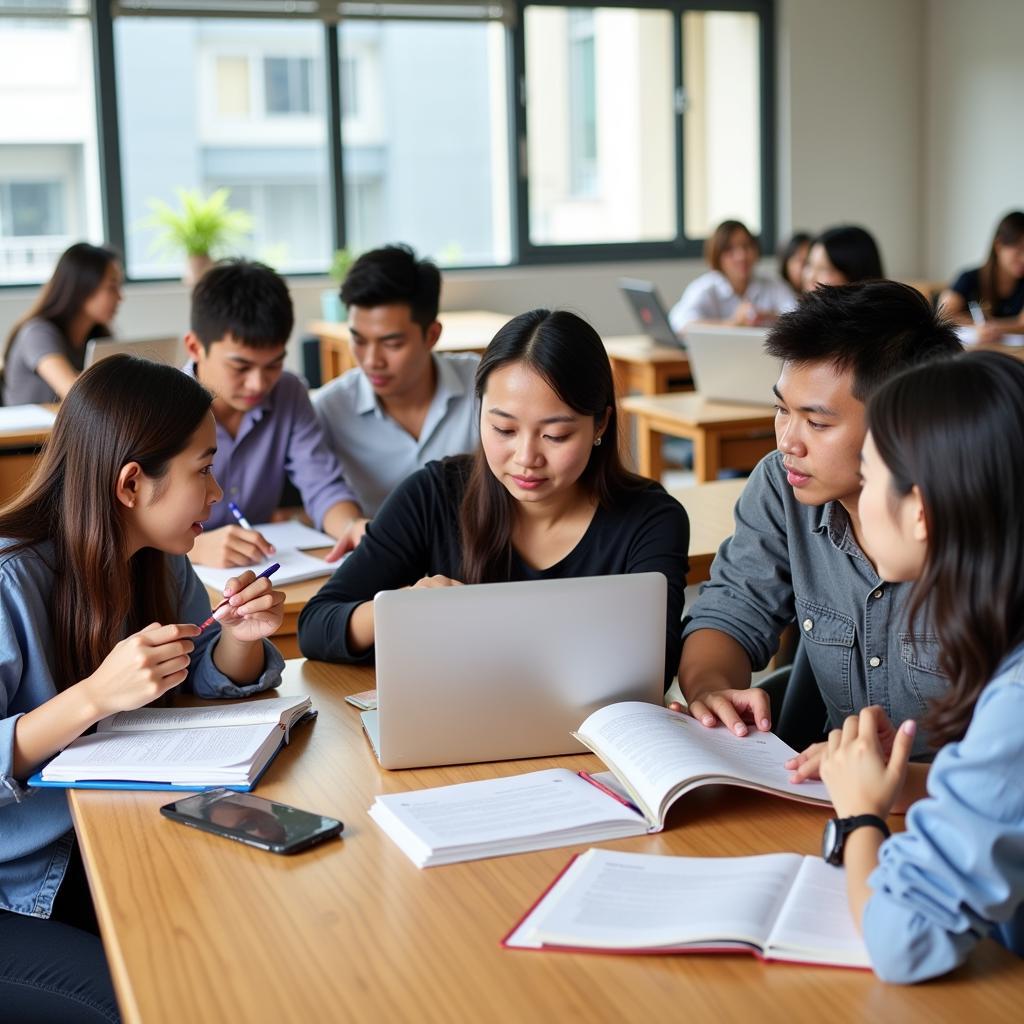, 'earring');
594,436,603,447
